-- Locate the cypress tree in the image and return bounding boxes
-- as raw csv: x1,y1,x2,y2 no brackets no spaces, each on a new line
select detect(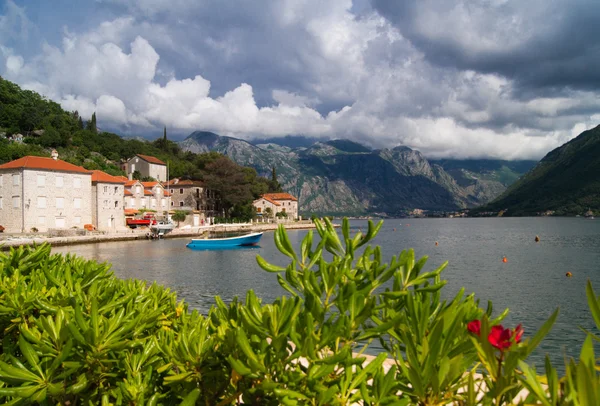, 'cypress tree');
90,112,97,133
163,126,167,142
